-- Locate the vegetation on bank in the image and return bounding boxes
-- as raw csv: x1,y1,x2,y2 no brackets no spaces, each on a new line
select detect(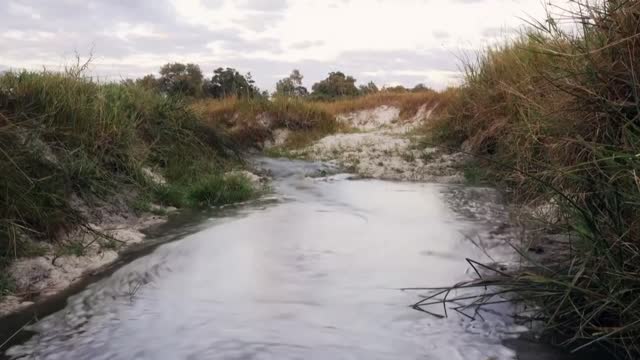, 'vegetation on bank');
0,70,257,275
427,0,640,357
311,89,456,119
191,97,341,149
